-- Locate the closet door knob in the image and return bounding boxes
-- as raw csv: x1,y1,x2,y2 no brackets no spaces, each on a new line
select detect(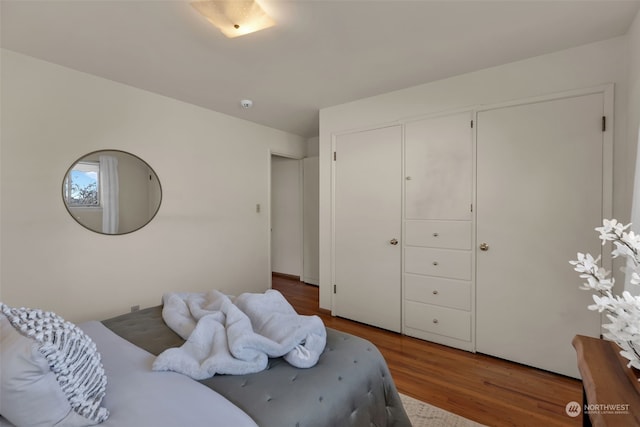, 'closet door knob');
390,238,399,246
480,242,489,251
